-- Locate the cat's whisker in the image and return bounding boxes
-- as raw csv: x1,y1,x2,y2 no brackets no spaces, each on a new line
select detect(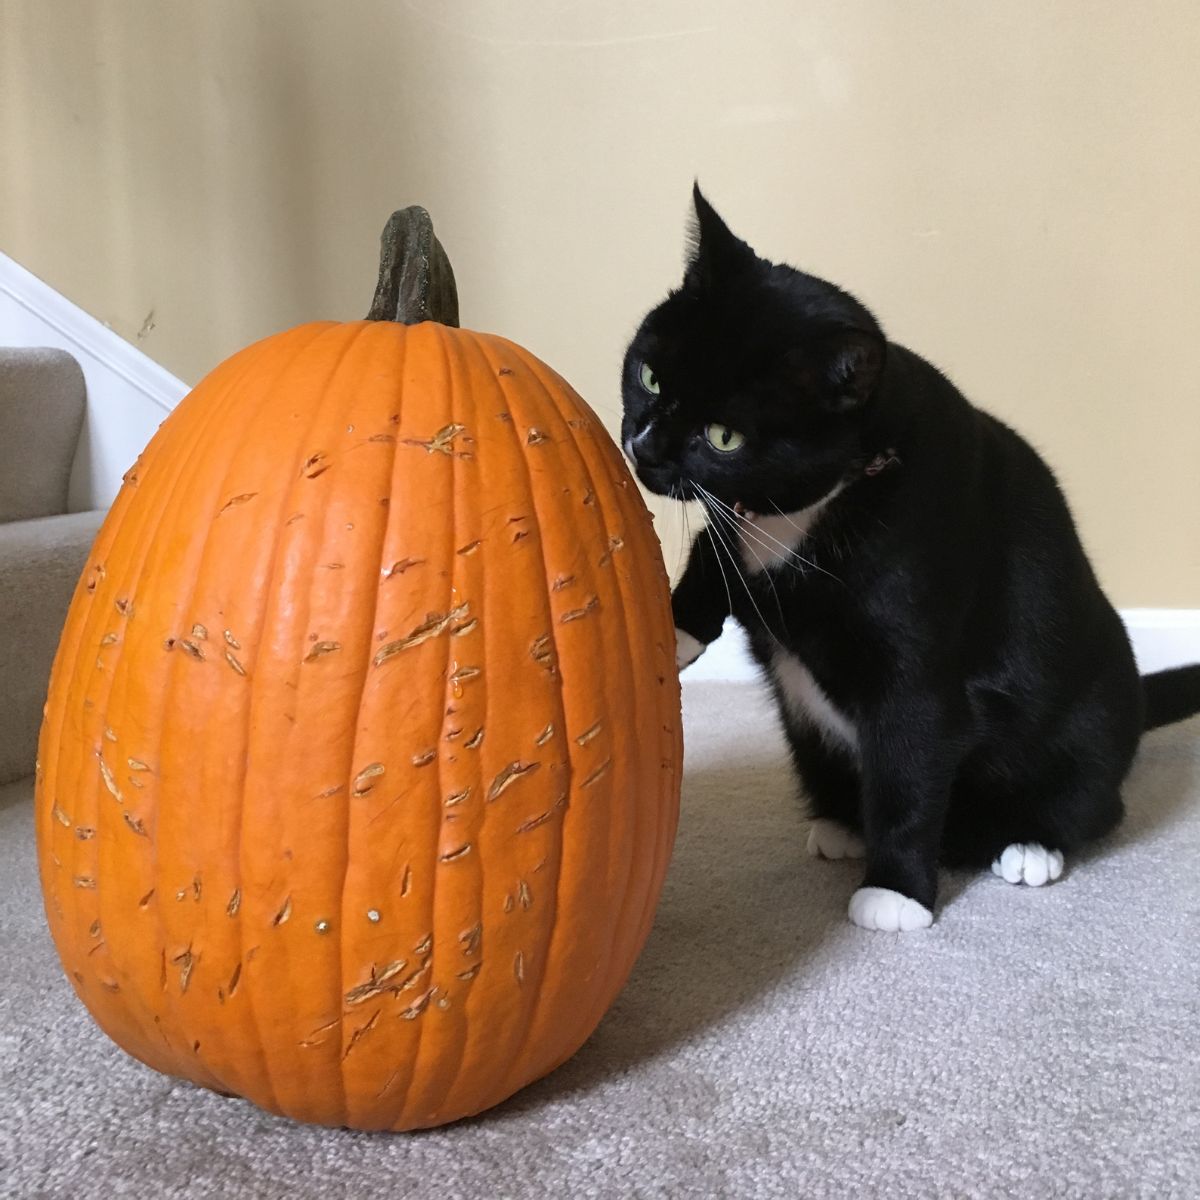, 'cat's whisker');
693,485,808,572
697,485,842,584
683,479,735,622
698,494,784,647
